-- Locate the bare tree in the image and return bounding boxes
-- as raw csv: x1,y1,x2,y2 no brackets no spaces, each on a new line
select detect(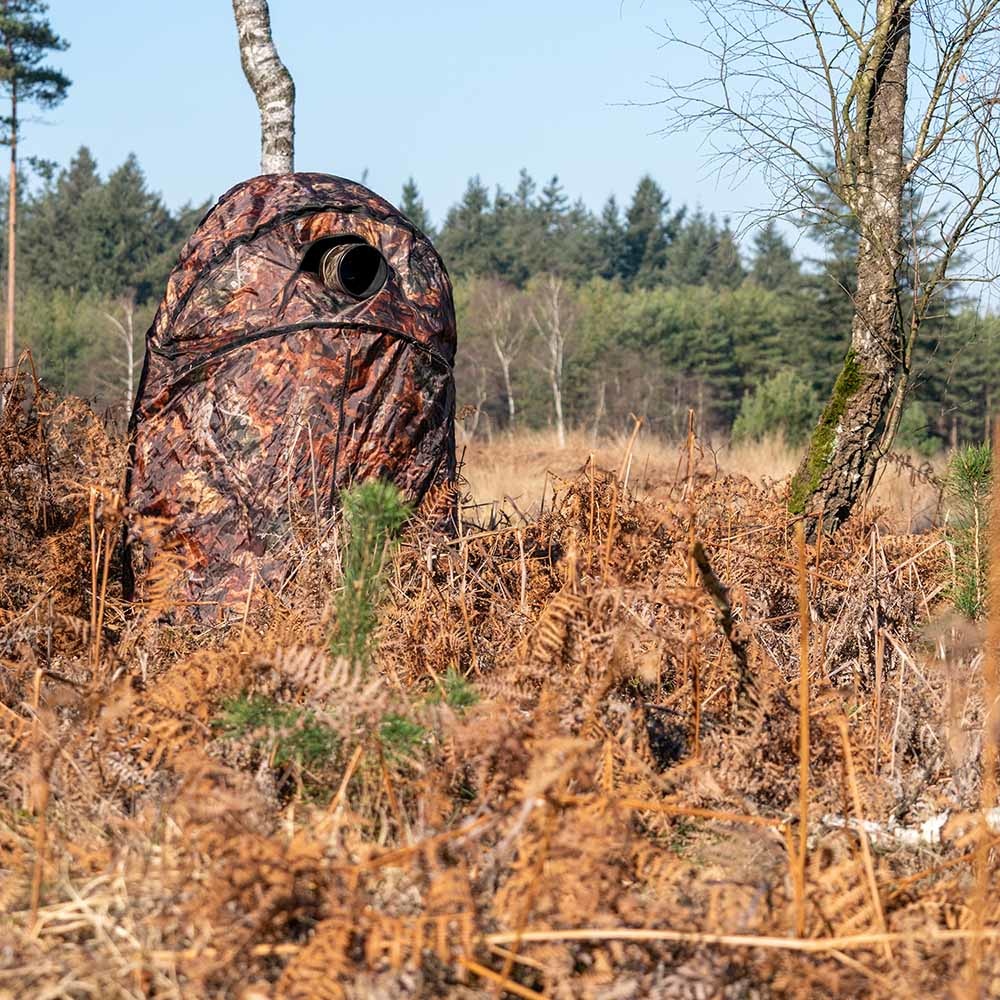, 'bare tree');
103,294,139,409
529,274,577,449
659,0,1000,533
453,303,494,442
232,0,295,174
469,278,528,429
